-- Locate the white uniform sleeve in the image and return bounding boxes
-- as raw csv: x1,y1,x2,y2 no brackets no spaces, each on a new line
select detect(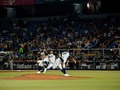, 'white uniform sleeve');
43,56,49,62
62,52,69,58
48,54,56,63
50,55,56,63
37,60,44,66
61,52,70,63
